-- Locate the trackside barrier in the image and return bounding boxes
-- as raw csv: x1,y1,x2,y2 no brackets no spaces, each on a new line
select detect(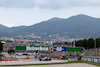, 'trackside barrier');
94,58,98,63
81,57,83,61
58,58,61,60
91,57,94,62
68,58,75,61
82,56,100,63
5,57,18,61
84,57,87,61
53,57,77,61
75,57,77,61
98,58,100,63
86,57,87,61
2,56,18,61
88,57,91,62
53,57,76,61
6,57,8,61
